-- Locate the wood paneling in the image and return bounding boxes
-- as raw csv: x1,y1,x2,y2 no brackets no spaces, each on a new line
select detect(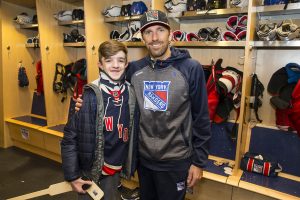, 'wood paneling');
0,0,3,147
36,0,83,126
84,0,120,82
1,2,37,118
3,0,36,8
58,0,83,6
